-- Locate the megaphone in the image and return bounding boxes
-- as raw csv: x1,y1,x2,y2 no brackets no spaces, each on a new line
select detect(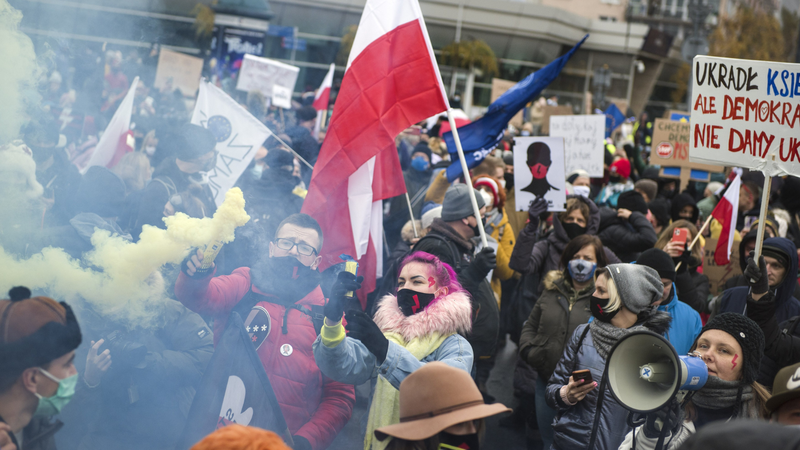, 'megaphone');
606,330,708,413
